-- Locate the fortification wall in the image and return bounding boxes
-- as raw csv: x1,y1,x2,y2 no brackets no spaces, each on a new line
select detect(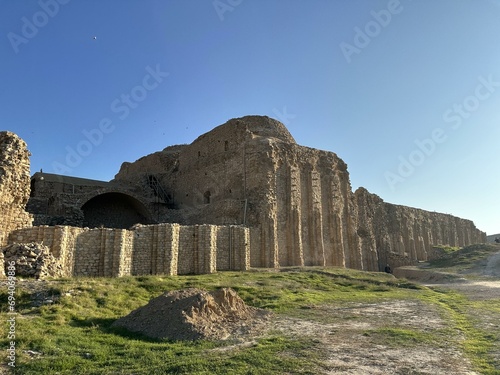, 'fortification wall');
244,137,485,272
355,188,486,269
6,223,249,277
0,132,32,246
